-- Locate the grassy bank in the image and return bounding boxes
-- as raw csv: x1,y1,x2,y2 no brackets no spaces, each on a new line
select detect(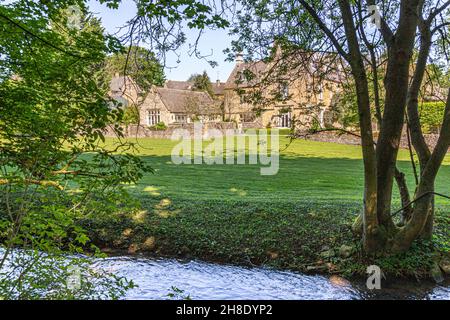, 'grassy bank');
83,136,449,278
